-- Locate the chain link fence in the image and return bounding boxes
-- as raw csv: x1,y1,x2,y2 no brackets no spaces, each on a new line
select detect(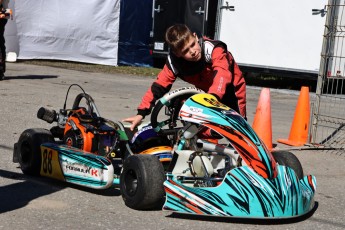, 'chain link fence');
310,0,345,151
